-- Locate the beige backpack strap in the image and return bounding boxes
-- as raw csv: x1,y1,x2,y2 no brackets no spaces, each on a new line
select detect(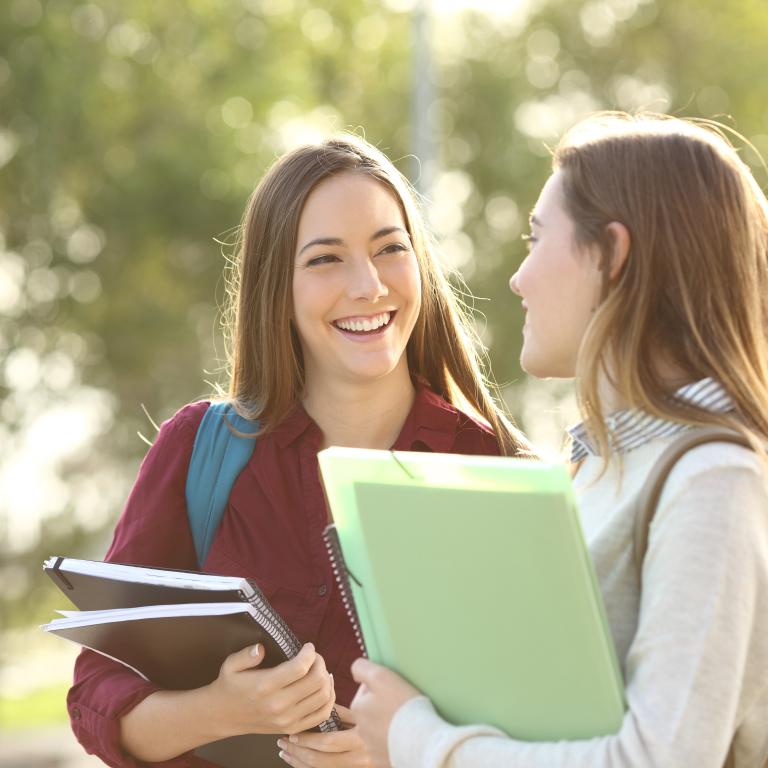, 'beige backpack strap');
632,427,753,768
632,427,751,578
